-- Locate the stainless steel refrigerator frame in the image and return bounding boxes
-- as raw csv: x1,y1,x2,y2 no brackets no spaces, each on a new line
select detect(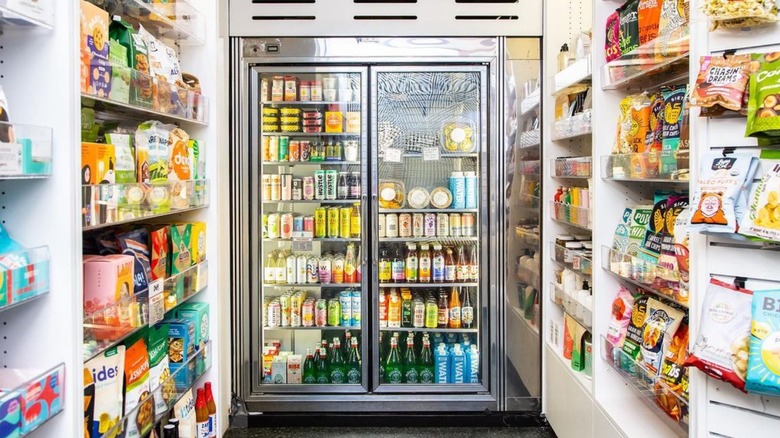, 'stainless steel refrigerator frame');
229,37,508,413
